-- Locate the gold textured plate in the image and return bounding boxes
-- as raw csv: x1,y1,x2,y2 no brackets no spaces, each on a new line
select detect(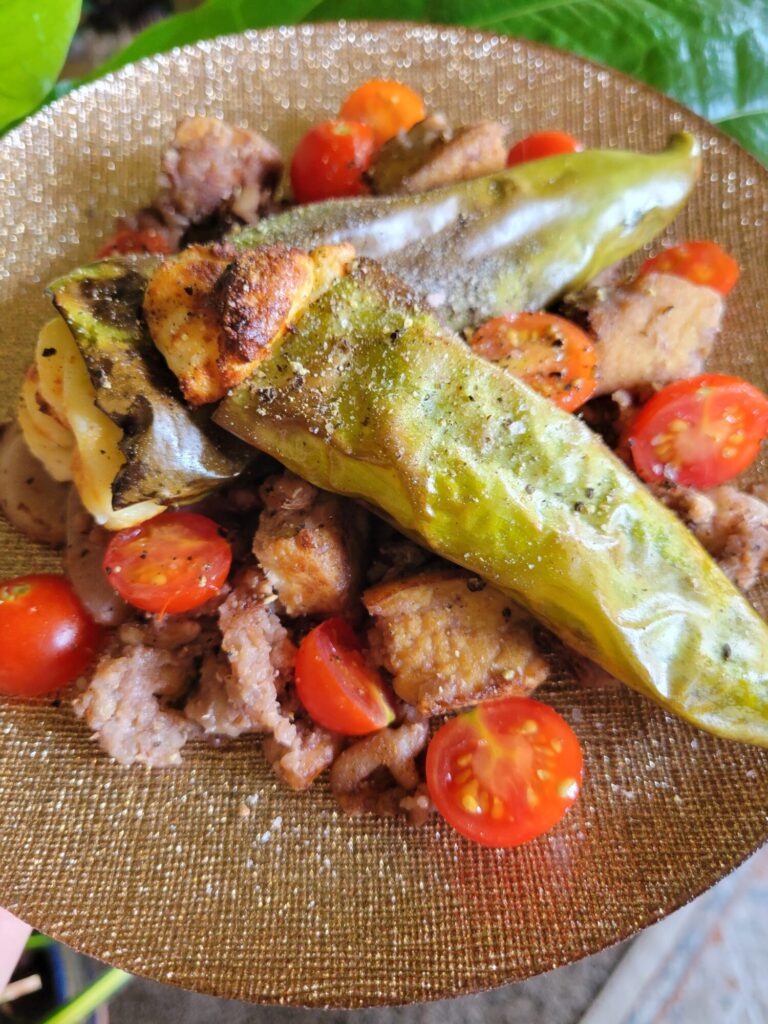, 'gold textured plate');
1,22,767,1009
